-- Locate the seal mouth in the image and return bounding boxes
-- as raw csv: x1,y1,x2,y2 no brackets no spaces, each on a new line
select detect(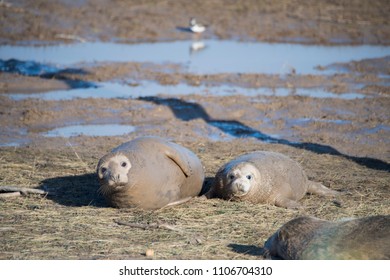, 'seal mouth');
231,189,248,198
229,183,250,197
112,184,126,190
232,190,249,198
98,182,126,196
